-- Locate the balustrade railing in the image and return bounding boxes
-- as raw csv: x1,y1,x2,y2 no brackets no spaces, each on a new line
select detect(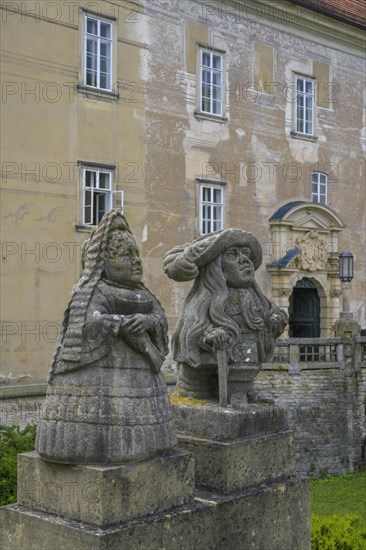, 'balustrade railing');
273,338,342,363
